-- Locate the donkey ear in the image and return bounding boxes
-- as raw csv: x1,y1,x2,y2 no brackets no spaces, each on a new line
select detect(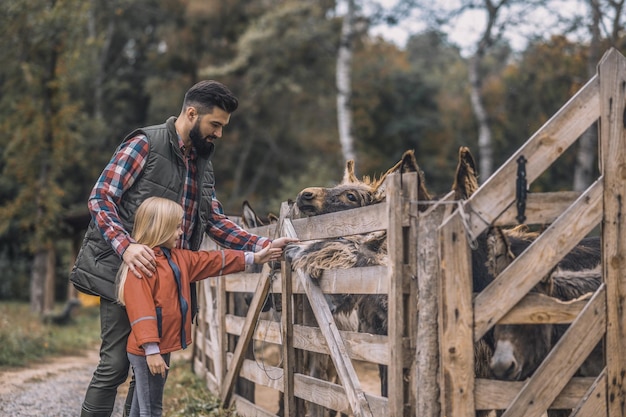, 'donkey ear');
373,150,432,205
342,159,359,183
373,150,418,190
452,146,479,200
242,200,262,229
